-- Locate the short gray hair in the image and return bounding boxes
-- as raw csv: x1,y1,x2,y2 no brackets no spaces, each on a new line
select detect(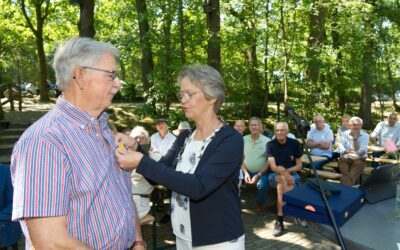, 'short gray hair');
249,117,262,125
275,122,289,131
350,116,363,125
177,65,225,113
52,37,120,91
